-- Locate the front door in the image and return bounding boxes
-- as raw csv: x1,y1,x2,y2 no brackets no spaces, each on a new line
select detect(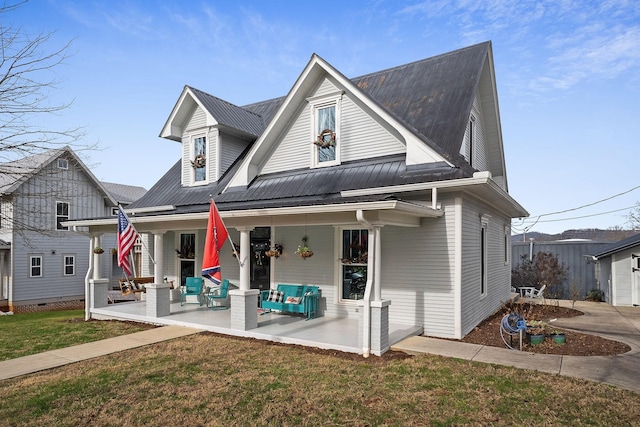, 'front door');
250,227,271,291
